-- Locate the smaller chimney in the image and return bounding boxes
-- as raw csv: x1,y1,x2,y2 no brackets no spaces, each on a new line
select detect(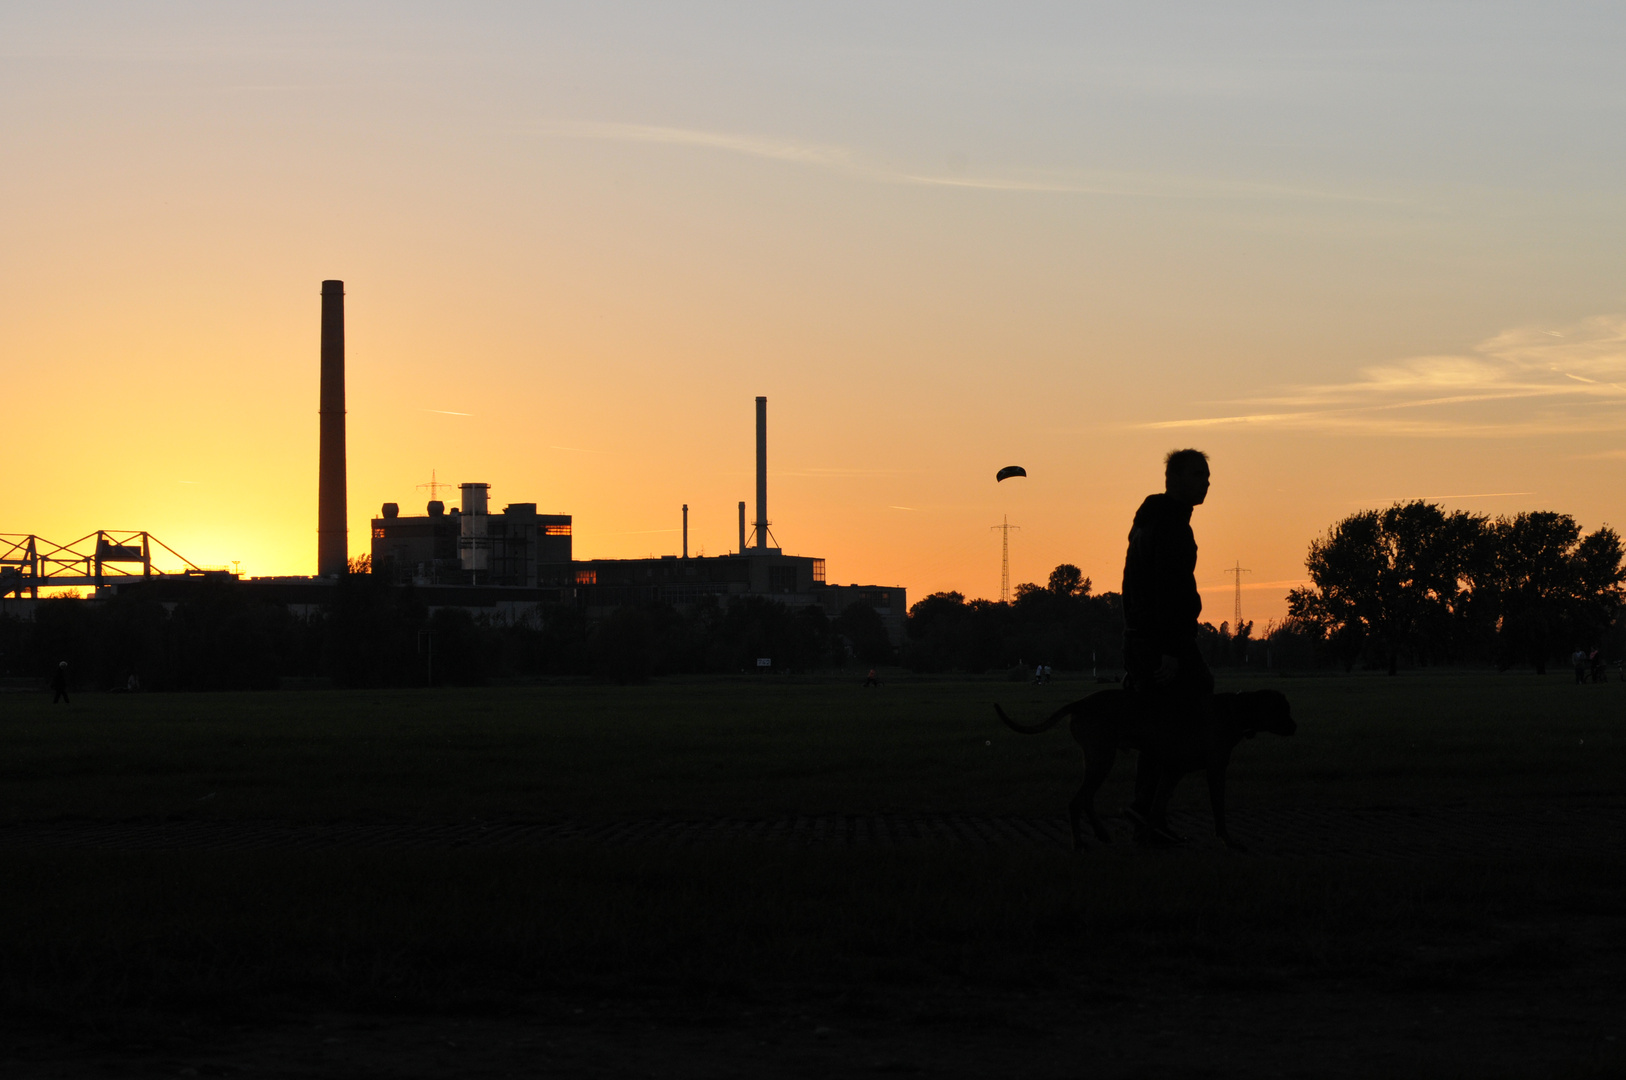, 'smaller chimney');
682,504,689,558
459,483,490,573
738,501,746,554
